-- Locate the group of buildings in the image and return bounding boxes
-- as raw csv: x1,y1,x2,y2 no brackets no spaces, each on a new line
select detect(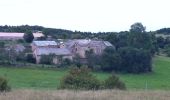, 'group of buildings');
31,39,113,64
0,32,113,64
